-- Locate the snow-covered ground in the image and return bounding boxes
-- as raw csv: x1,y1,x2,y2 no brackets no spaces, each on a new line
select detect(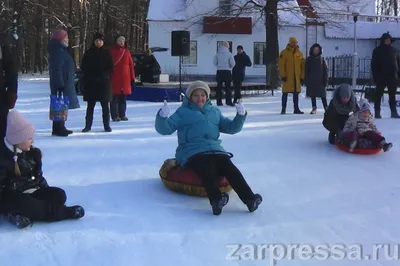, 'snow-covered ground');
1,75,400,266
